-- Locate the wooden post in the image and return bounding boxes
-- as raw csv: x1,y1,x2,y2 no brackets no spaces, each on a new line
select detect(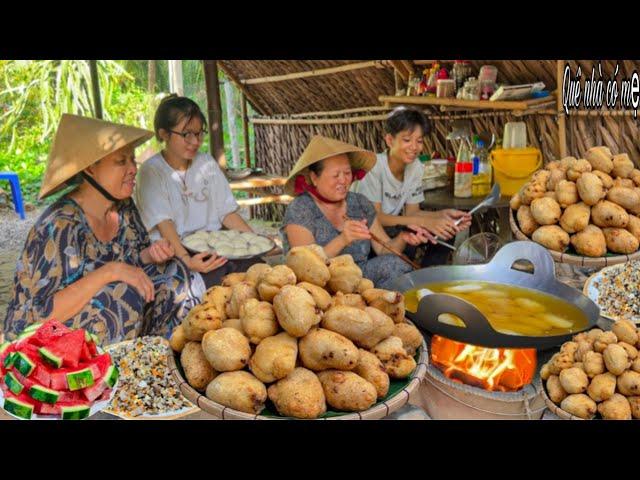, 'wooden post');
557,60,568,158
88,60,103,119
241,93,251,168
223,80,240,169
203,60,226,168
